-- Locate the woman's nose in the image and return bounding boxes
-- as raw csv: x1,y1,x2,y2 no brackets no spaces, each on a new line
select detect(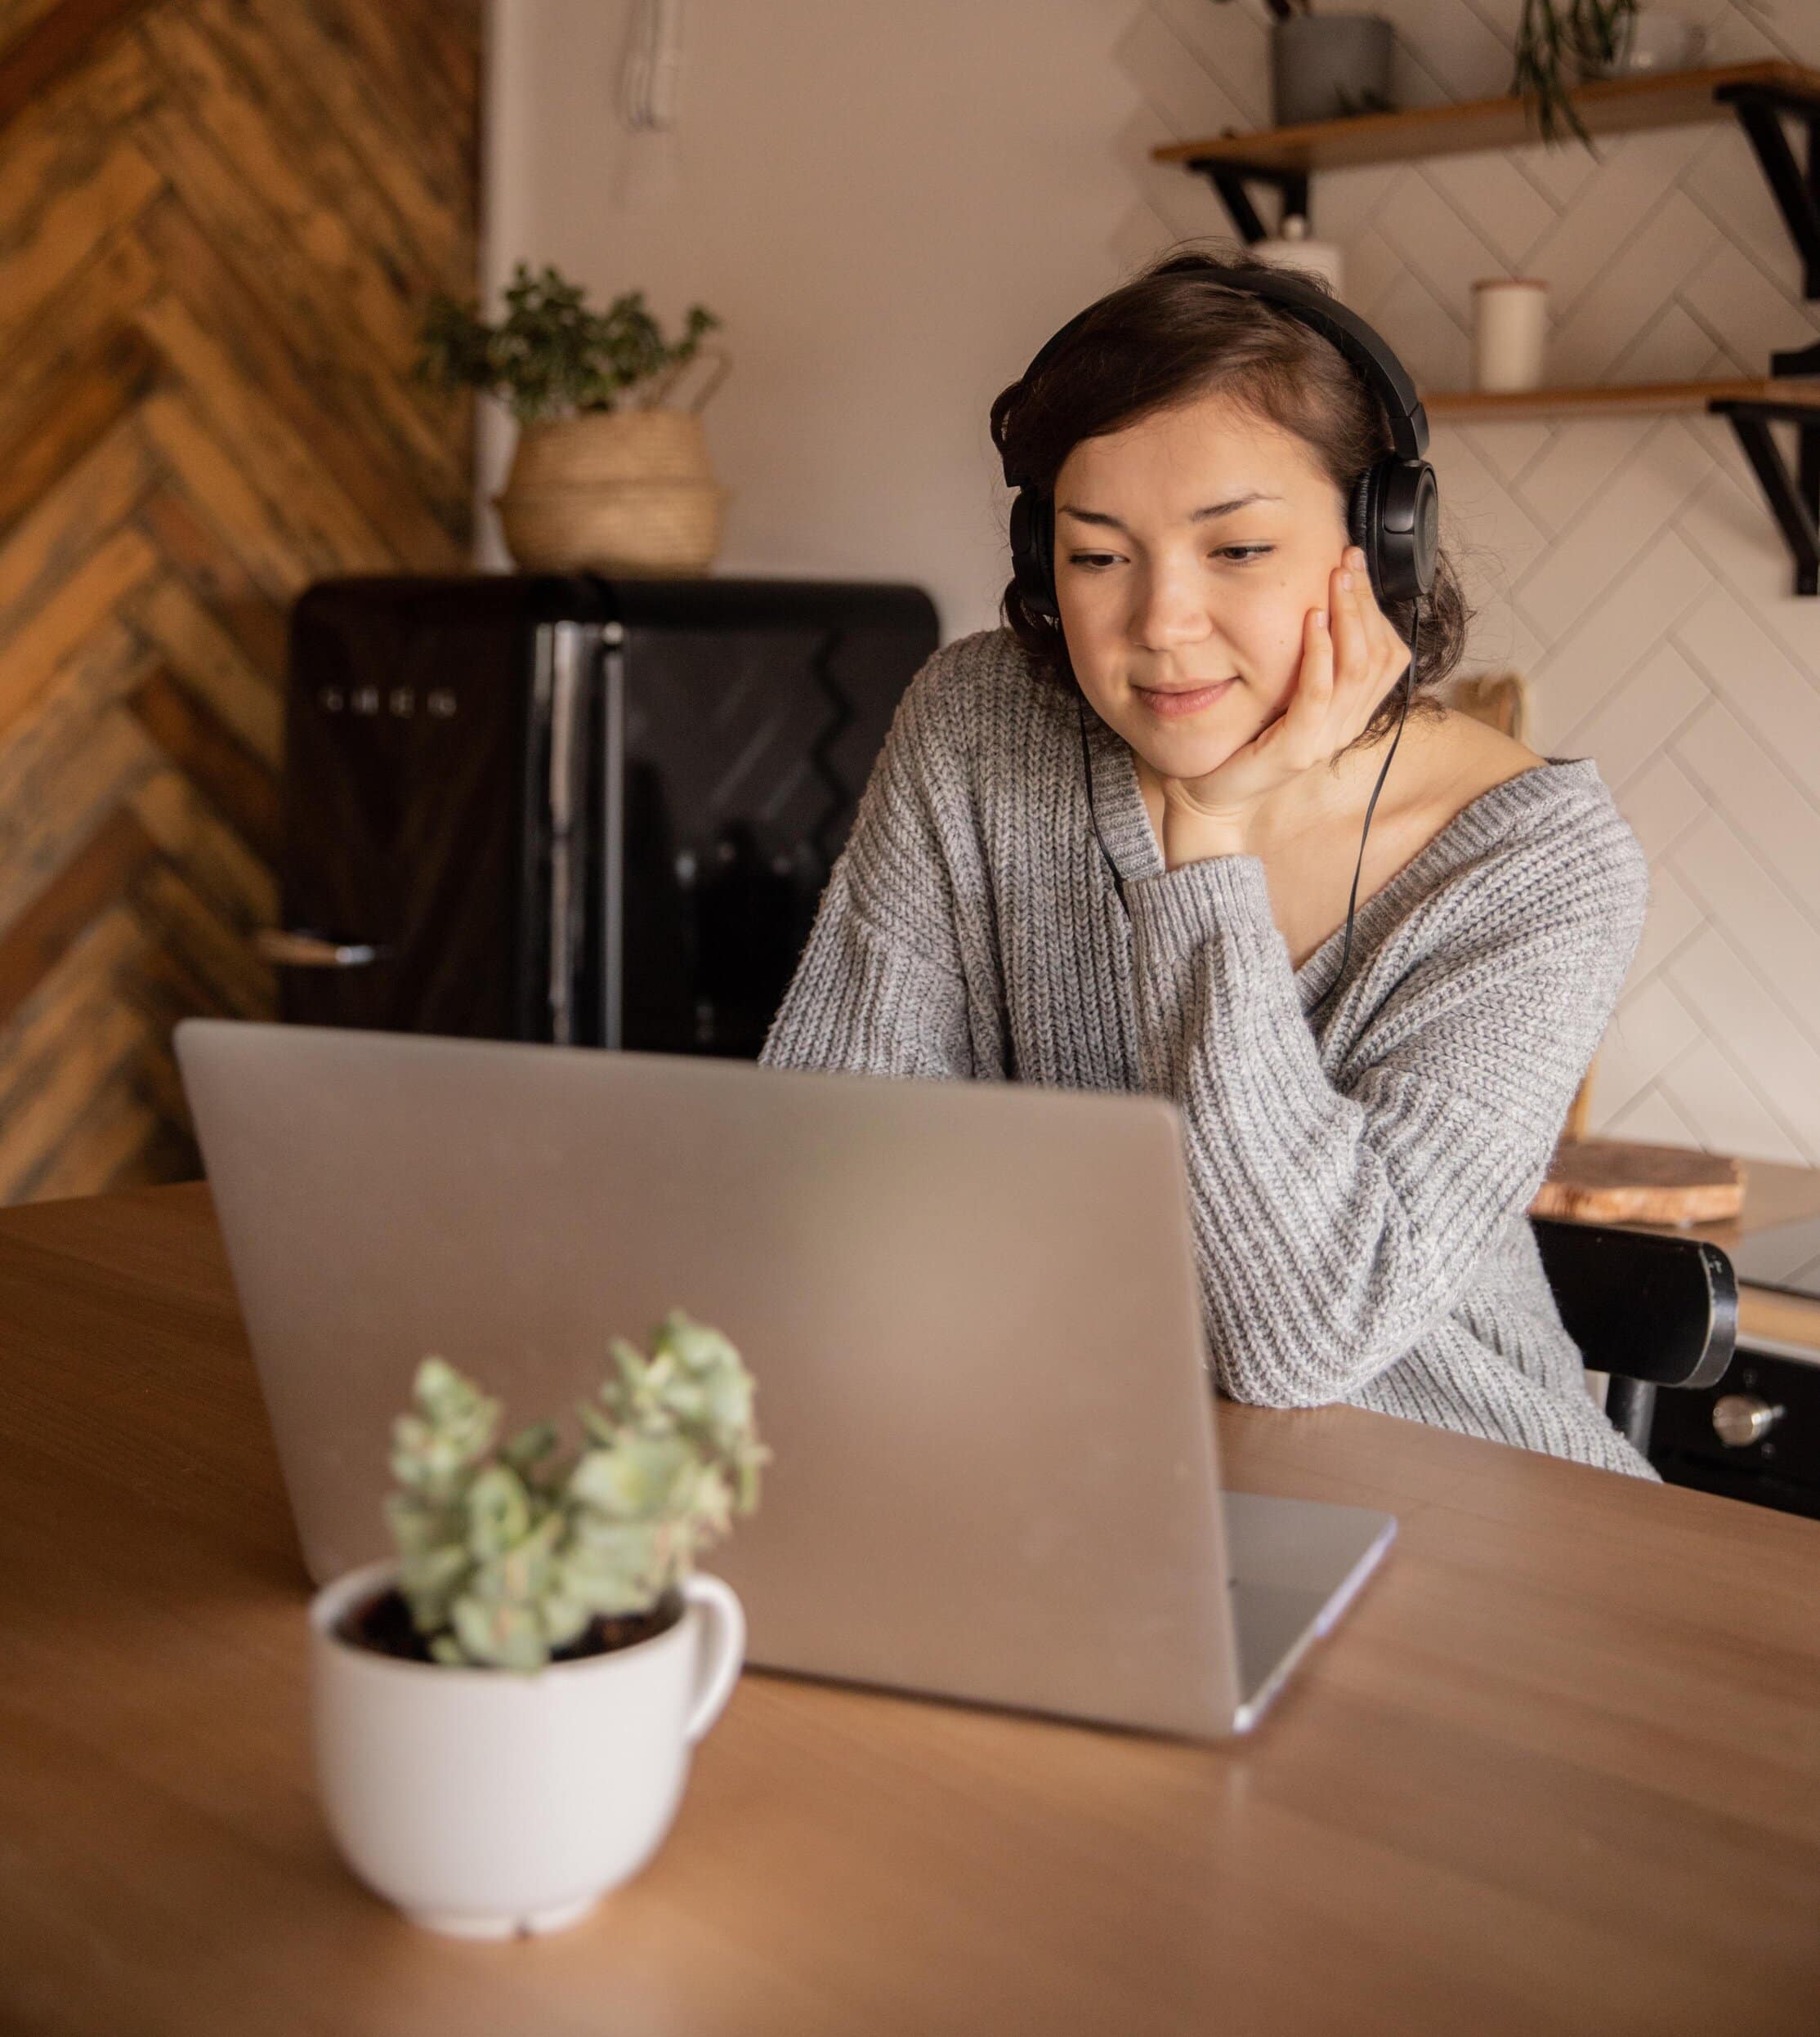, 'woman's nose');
1130,562,1212,650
